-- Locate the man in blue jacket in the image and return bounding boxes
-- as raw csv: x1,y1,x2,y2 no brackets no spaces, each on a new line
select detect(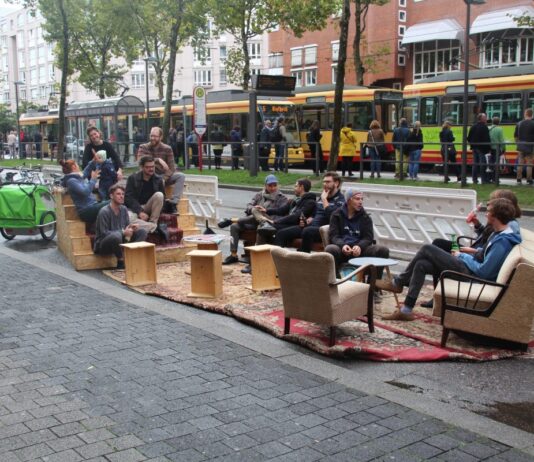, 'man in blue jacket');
378,198,521,321
392,118,410,178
